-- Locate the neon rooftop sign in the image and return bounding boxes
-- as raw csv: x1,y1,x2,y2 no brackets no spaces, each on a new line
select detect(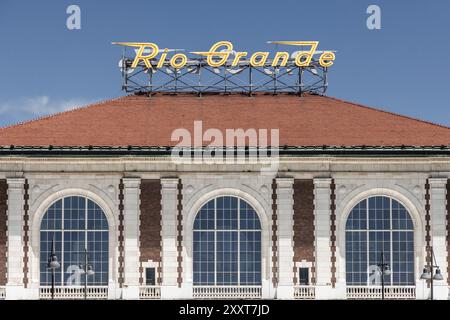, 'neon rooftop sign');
112,41,336,70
